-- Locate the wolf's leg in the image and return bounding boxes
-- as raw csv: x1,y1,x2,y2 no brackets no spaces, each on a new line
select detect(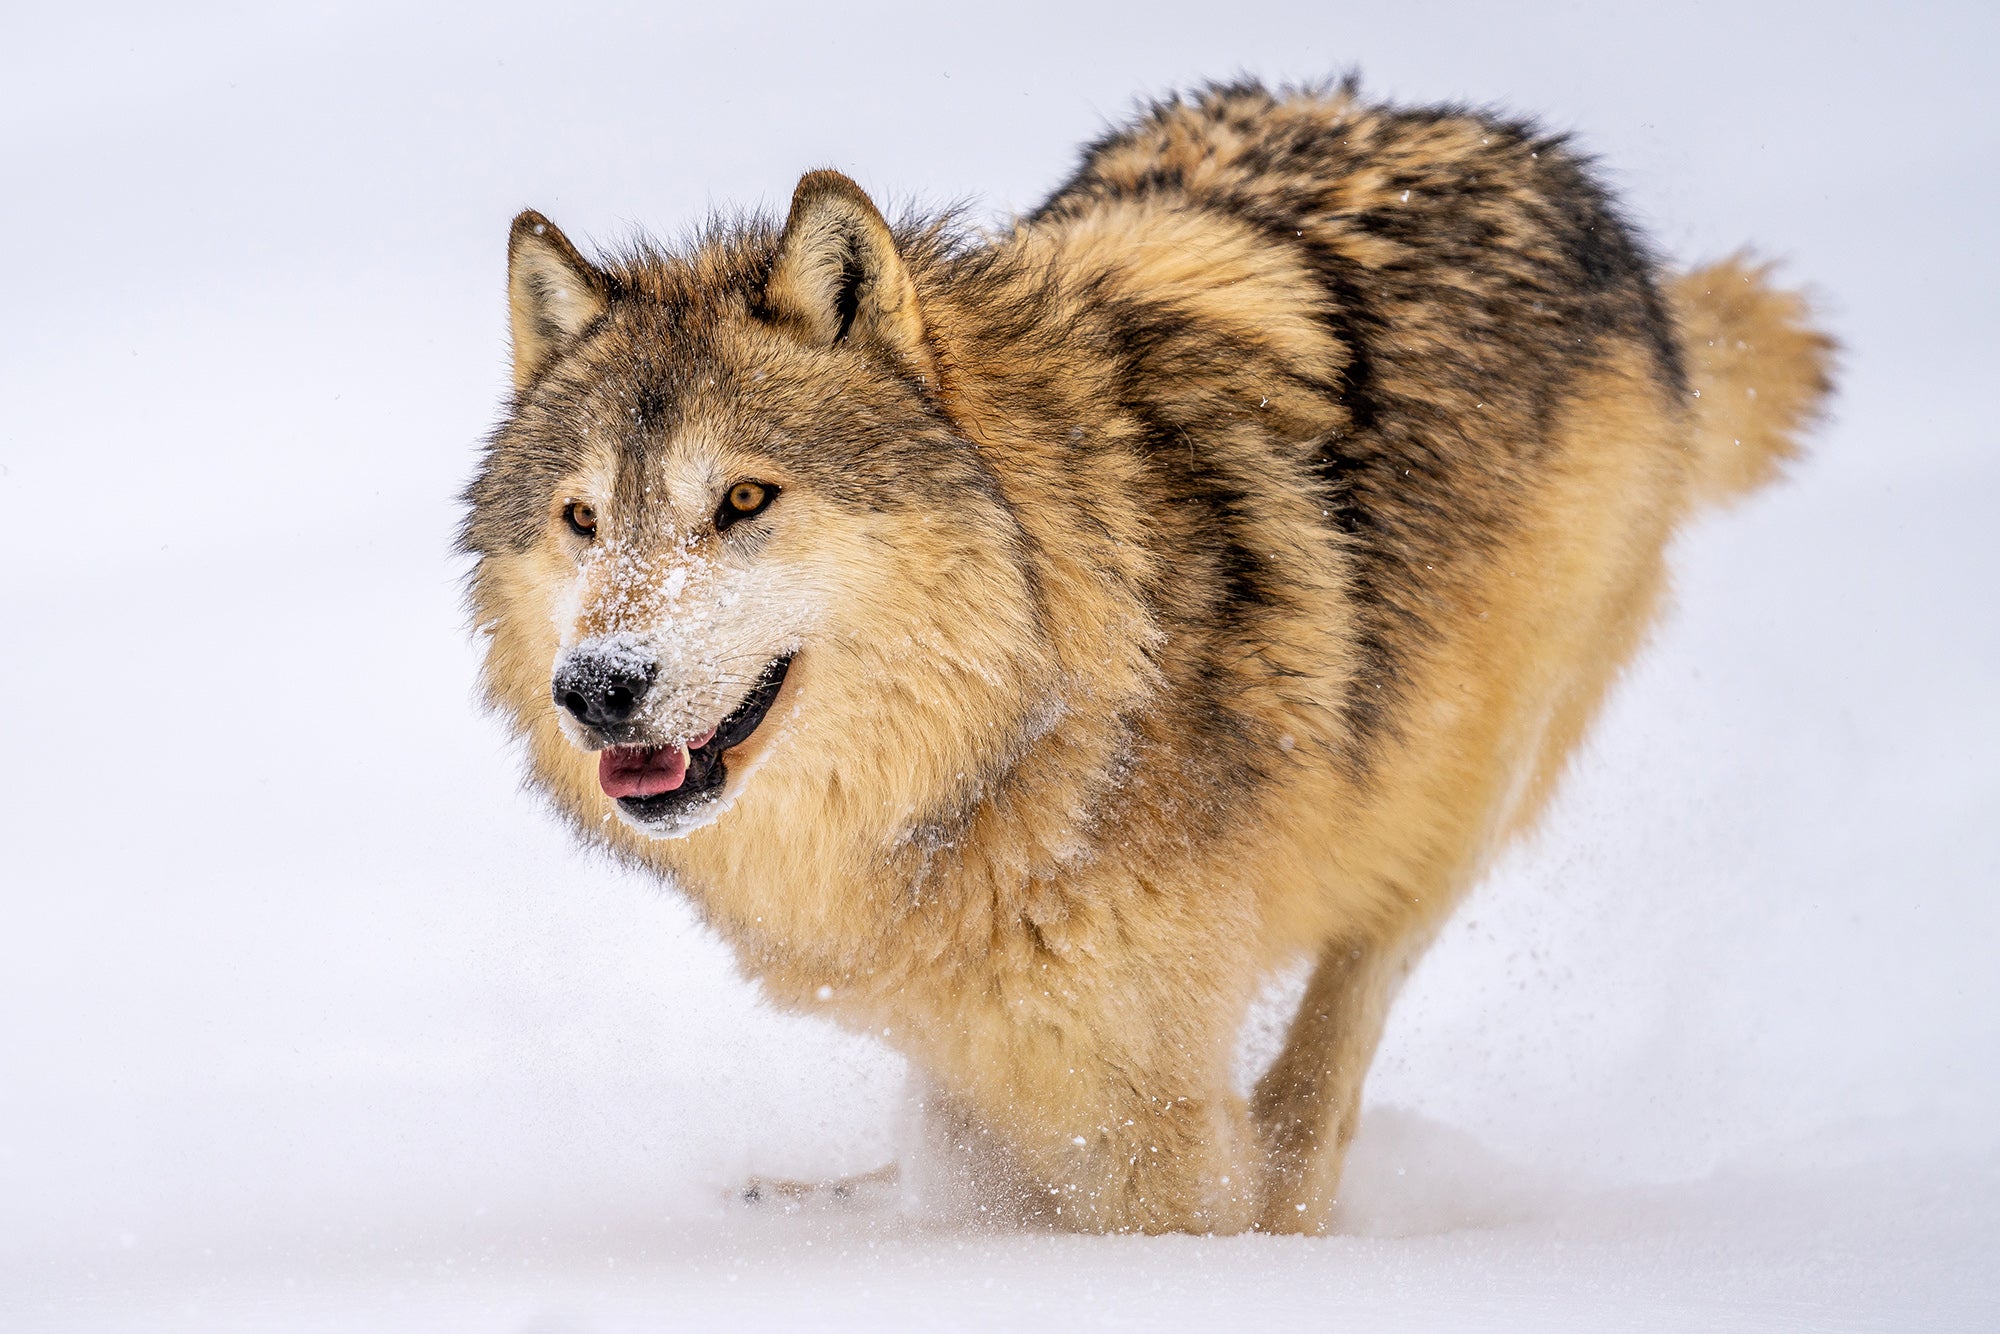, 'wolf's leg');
991,1075,1257,1234
1036,1029,1266,1234
1250,934,1411,1232
1095,1083,1259,1234
914,1015,1261,1233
